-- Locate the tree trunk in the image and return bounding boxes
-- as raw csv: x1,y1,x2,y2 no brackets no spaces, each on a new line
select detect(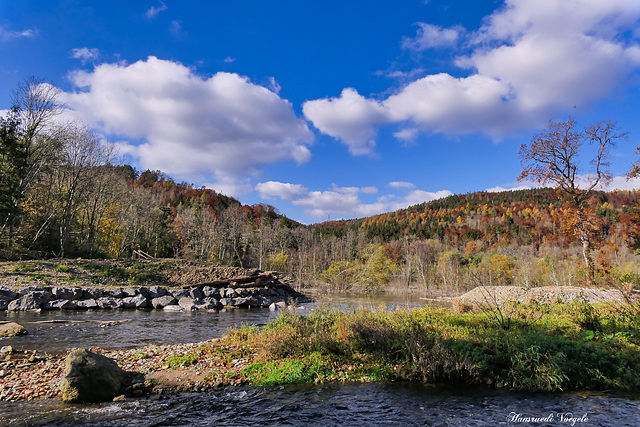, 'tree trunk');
578,225,595,287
